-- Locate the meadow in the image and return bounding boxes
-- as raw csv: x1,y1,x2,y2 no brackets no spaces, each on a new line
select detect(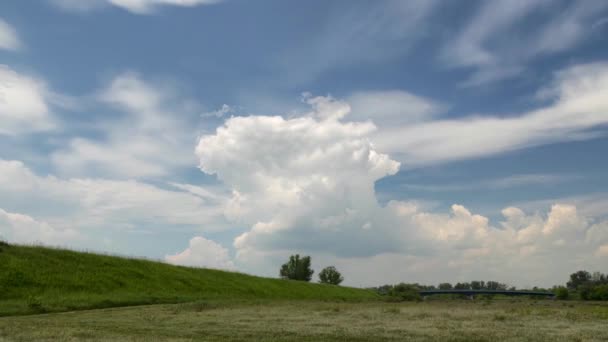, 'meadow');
1,299,607,341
